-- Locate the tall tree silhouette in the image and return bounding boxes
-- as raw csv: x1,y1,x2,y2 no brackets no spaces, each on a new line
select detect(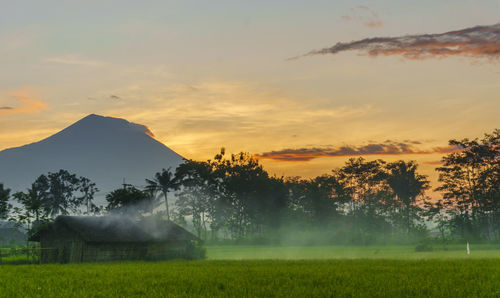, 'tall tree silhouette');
175,160,217,239
146,168,178,220
13,184,45,222
436,129,499,239
77,177,99,214
40,170,80,216
335,158,394,244
386,160,430,233
106,186,153,216
0,183,11,220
